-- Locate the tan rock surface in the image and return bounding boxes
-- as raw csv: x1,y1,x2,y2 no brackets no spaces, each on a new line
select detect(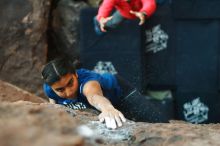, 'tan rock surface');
0,102,85,146
0,81,220,146
1,101,220,146
0,80,46,103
